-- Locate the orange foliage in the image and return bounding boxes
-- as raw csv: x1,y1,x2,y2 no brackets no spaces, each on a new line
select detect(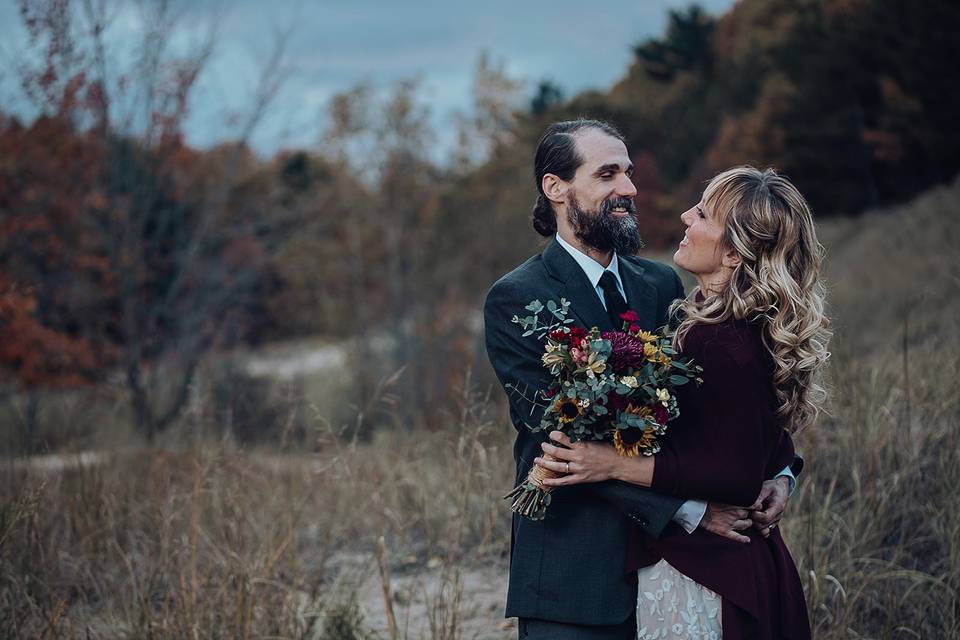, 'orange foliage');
0,116,118,388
